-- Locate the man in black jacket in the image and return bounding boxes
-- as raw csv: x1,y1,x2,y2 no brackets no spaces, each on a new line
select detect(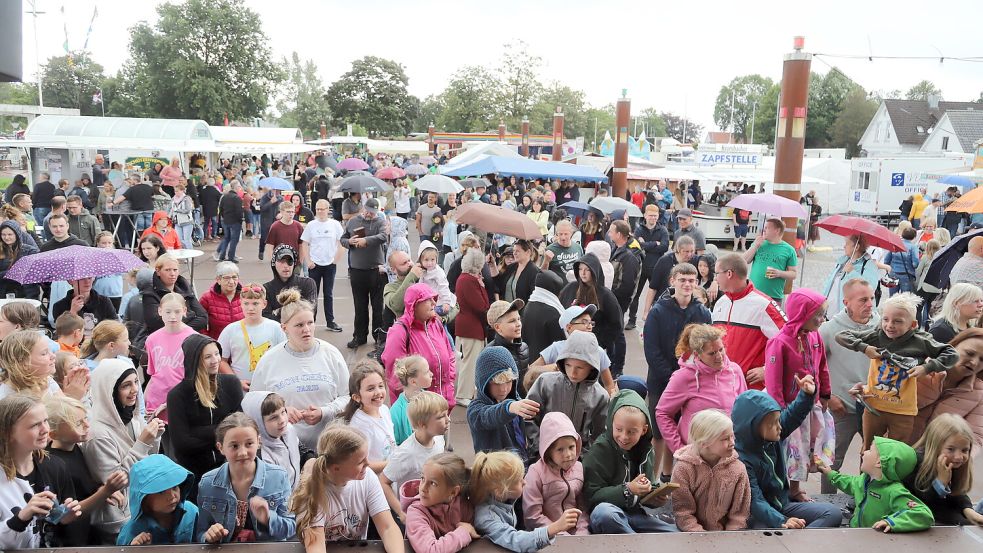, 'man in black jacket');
626,204,669,329
51,277,118,328
263,245,318,322
607,219,641,380
40,214,88,252
199,179,222,240
31,172,57,223
215,182,244,262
